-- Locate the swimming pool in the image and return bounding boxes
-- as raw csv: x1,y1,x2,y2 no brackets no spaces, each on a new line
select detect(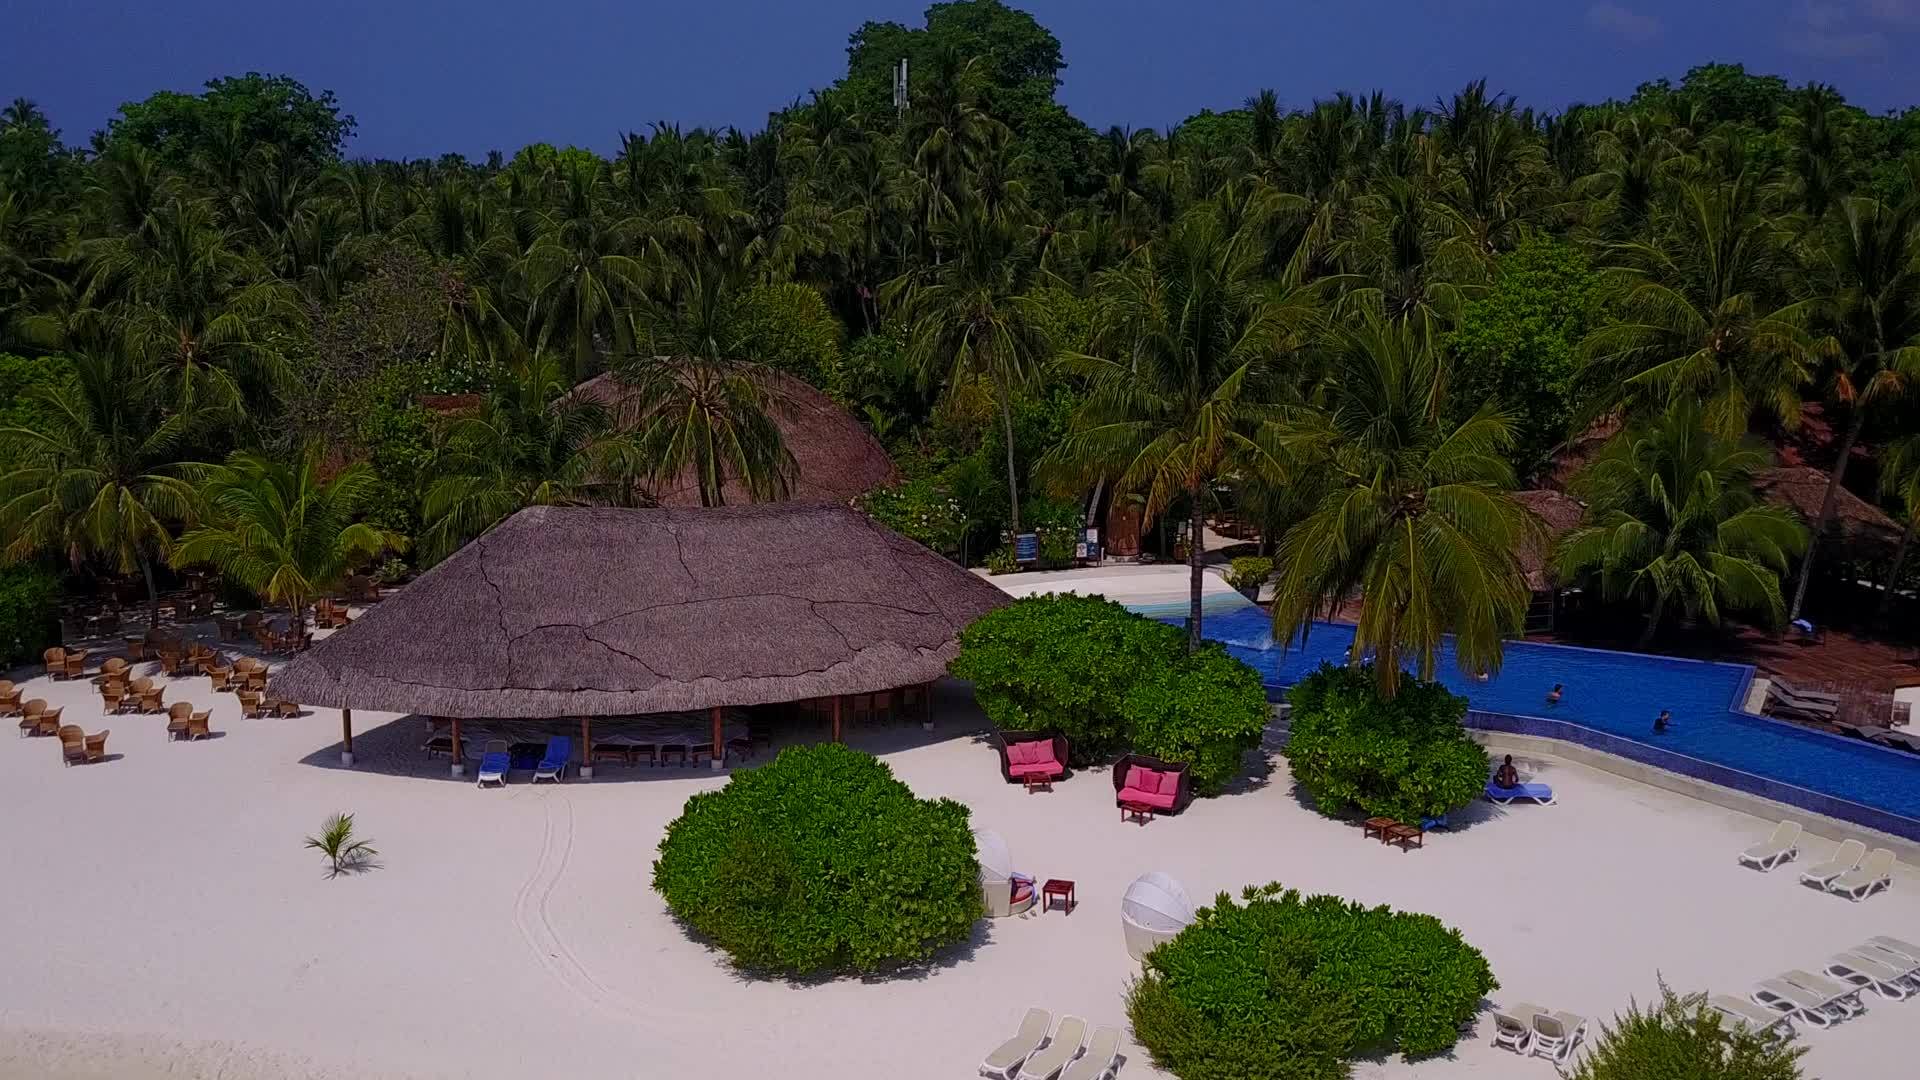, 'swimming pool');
1156,602,1920,839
